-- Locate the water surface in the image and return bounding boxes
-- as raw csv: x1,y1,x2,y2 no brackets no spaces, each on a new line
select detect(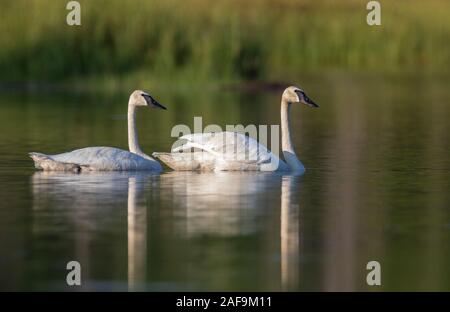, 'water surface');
0,75,449,291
